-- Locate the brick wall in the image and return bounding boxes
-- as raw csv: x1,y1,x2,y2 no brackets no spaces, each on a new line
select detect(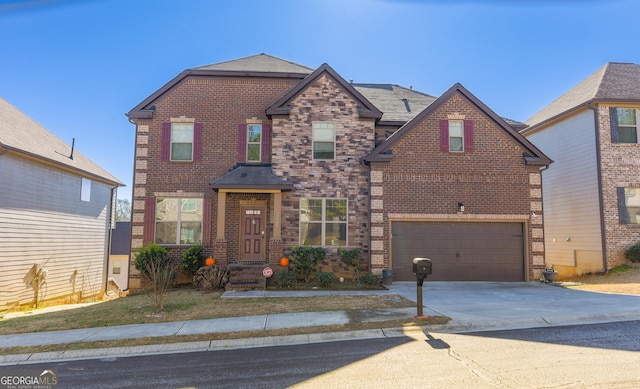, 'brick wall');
597,105,640,269
129,76,302,288
369,91,545,279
